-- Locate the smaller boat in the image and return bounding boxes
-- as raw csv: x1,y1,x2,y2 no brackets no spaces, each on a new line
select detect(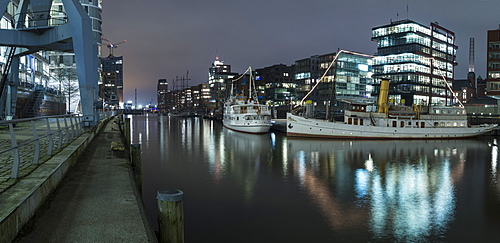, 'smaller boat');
223,67,272,134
